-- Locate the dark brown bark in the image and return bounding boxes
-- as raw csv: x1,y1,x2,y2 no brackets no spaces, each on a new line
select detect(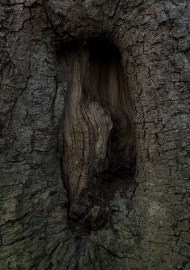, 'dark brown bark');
0,0,190,269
